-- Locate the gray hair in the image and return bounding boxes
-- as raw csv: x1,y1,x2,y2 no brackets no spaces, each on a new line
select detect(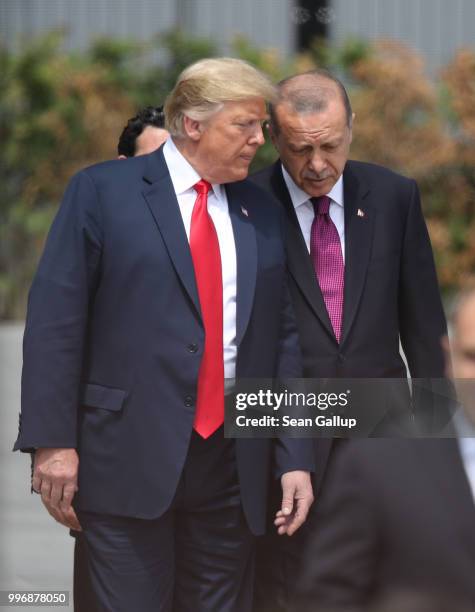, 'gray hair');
269,69,353,134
